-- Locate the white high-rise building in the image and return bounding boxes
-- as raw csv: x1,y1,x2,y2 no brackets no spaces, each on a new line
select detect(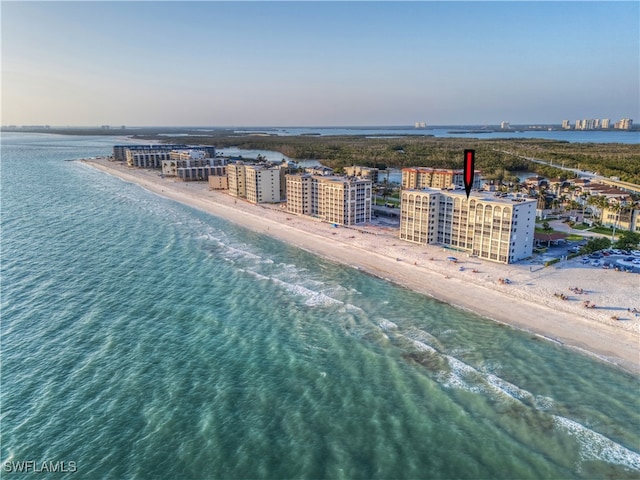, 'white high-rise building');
601,118,610,129
399,188,536,264
244,165,282,204
562,120,571,129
